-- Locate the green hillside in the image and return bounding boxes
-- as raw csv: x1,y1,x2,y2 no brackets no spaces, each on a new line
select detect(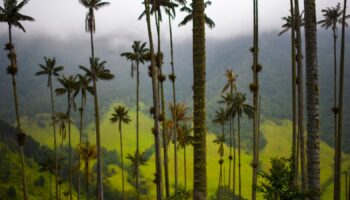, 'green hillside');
19,102,350,199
